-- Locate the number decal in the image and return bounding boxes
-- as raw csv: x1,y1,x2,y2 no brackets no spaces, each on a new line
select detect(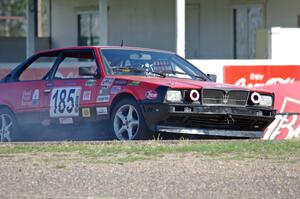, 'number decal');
58,89,67,114
50,87,81,117
66,89,75,113
52,89,59,114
